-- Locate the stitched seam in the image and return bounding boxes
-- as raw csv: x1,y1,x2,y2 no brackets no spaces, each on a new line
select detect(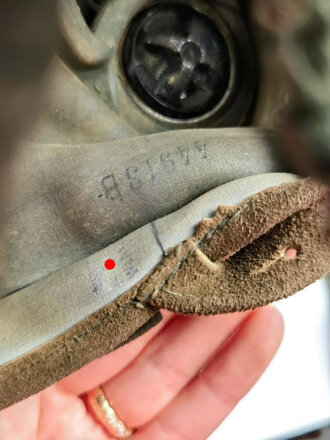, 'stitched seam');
1,299,146,378
71,300,134,342
142,200,253,301
0,302,141,384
